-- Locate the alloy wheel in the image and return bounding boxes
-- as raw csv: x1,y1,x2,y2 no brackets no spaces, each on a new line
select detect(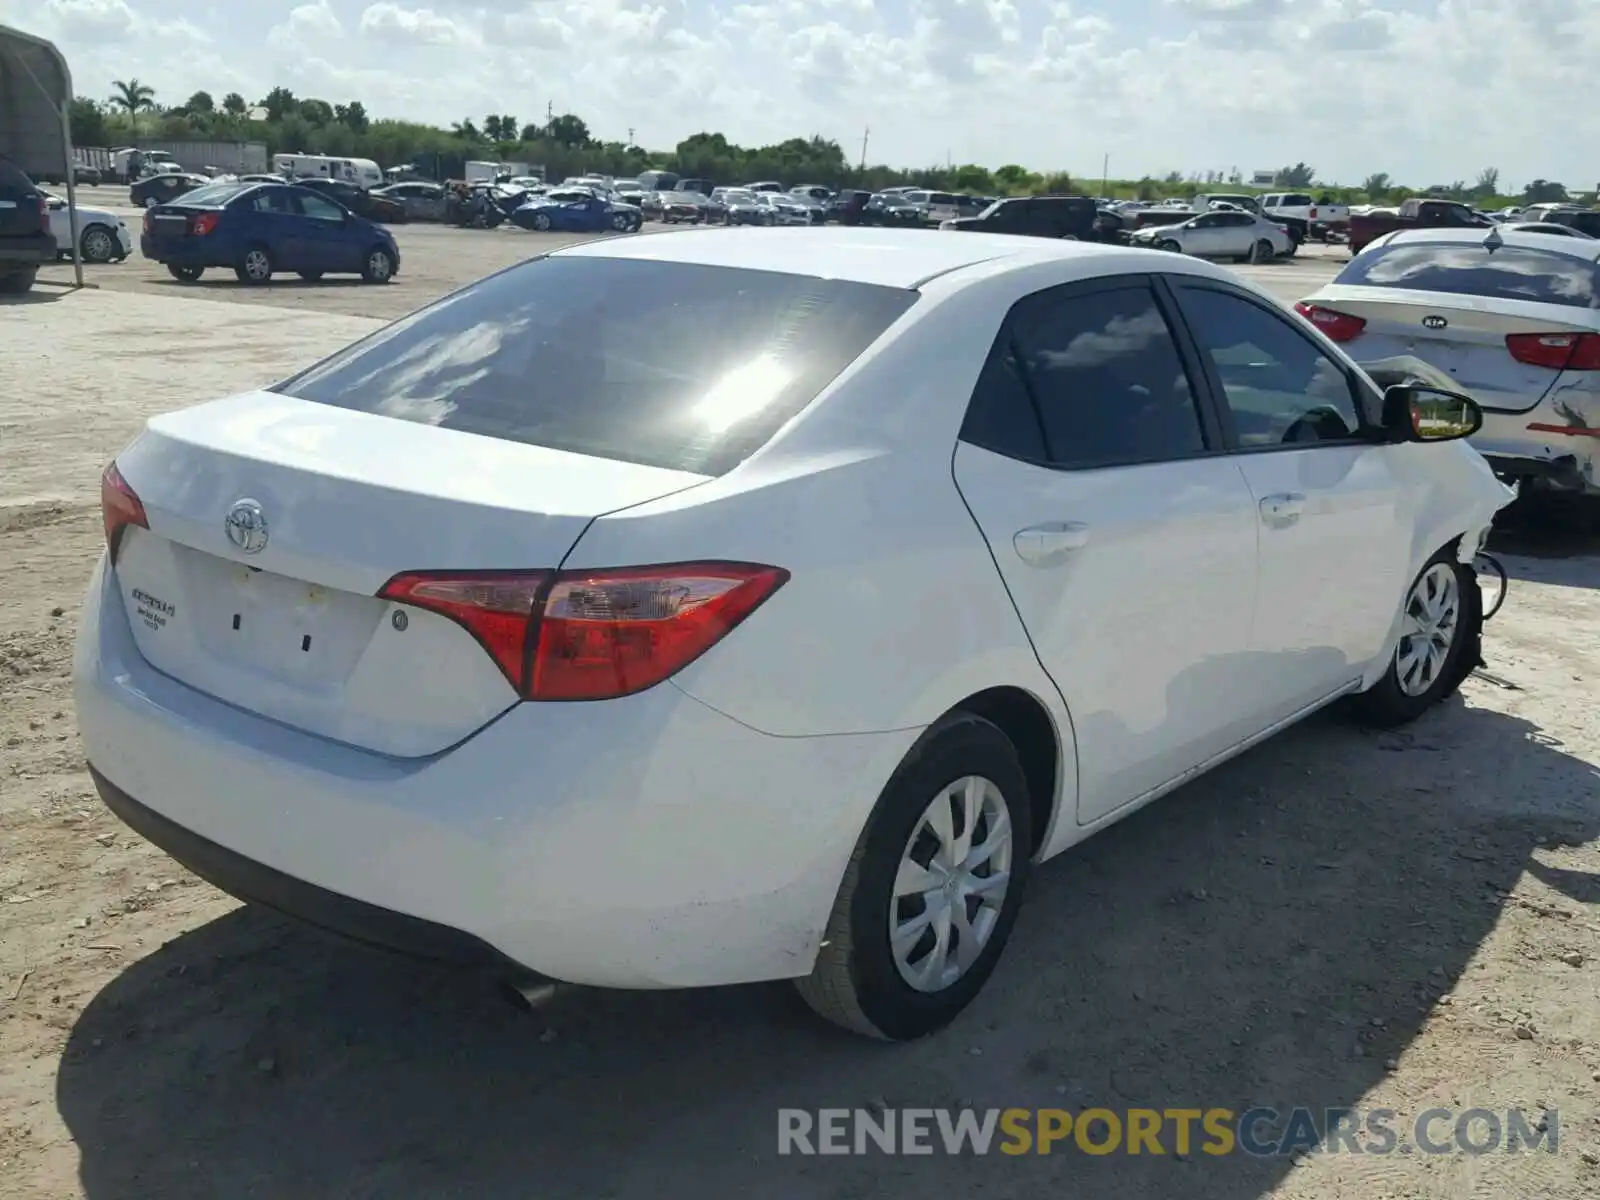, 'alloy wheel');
1396,562,1460,696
